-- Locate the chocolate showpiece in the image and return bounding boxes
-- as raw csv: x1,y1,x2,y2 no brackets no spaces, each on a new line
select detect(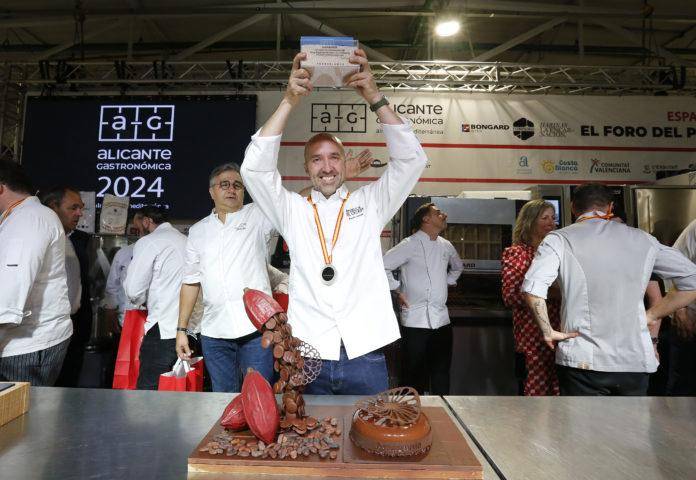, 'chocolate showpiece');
349,387,433,457
209,288,337,461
